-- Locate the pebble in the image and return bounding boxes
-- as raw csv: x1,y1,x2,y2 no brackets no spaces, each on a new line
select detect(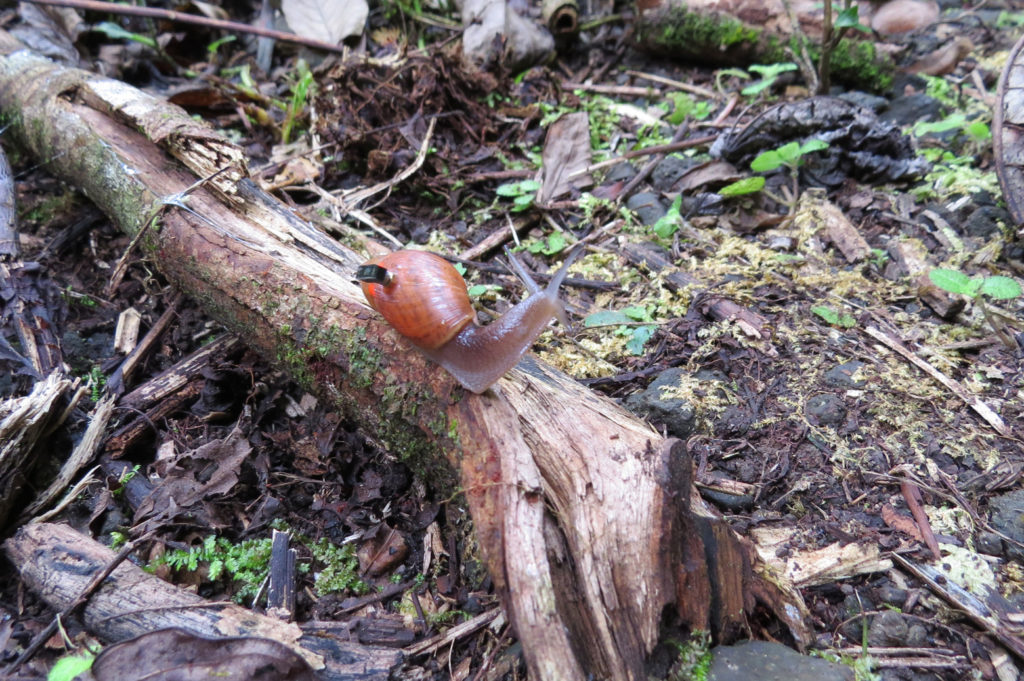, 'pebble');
625,192,667,226
623,367,697,439
709,640,853,681
988,490,1024,562
805,394,847,427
